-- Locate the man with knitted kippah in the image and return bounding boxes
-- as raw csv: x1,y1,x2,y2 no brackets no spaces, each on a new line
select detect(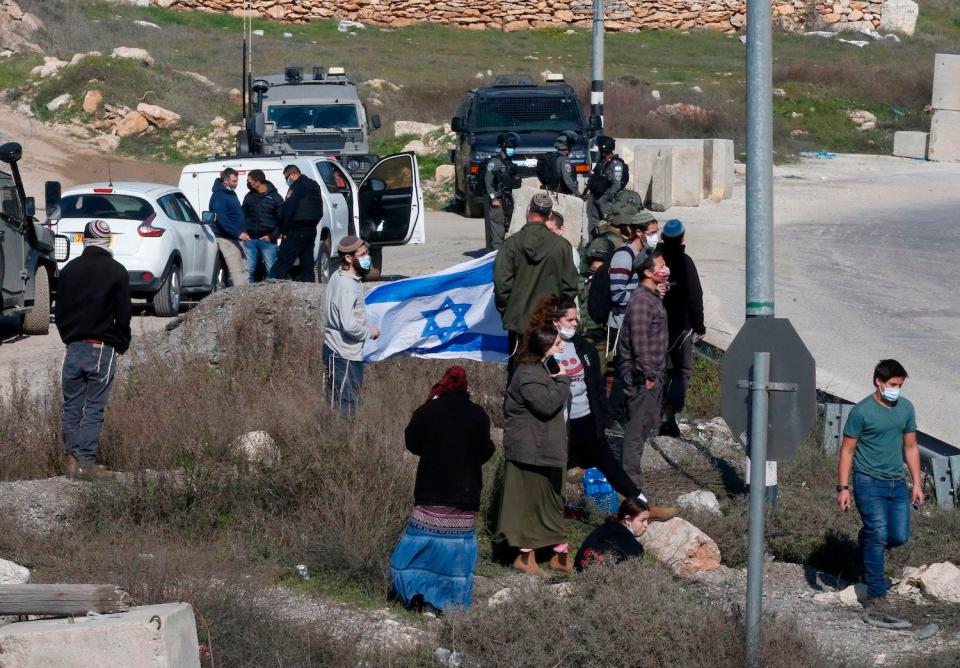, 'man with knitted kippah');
493,193,578,372
55,220,131,479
